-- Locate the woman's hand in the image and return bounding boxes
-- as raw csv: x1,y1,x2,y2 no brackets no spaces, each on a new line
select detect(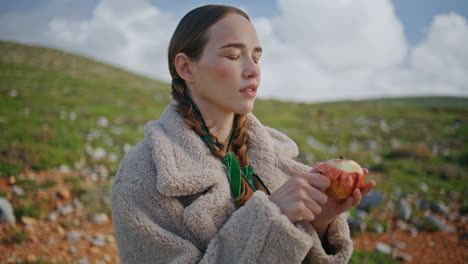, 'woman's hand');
268,171,331,223
310,167,376,238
